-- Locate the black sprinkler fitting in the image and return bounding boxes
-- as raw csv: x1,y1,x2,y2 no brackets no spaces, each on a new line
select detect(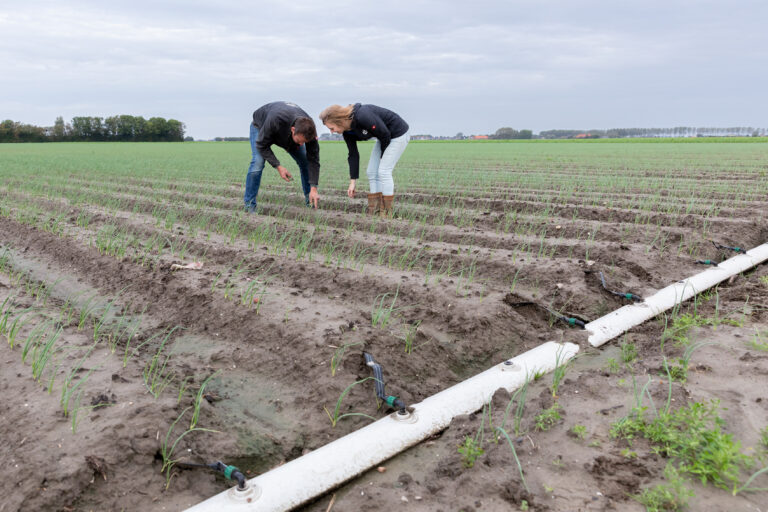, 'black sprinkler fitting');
177,461,247,490
555,315,586,328
711,241,743,253
696,259,718,266
599,271,643,302
363,352,407,413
